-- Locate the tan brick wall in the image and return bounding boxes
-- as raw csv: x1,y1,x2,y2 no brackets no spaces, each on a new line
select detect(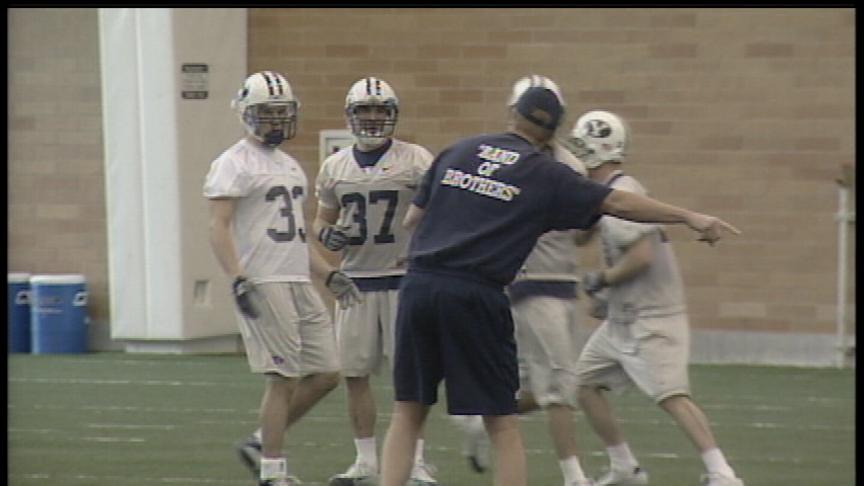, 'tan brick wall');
248,7,855,334
7,8,855,346
8,9,110,329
